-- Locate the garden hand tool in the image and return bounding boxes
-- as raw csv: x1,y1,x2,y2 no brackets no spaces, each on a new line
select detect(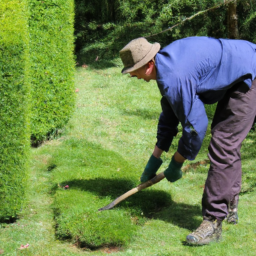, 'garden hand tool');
98,172,165,211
